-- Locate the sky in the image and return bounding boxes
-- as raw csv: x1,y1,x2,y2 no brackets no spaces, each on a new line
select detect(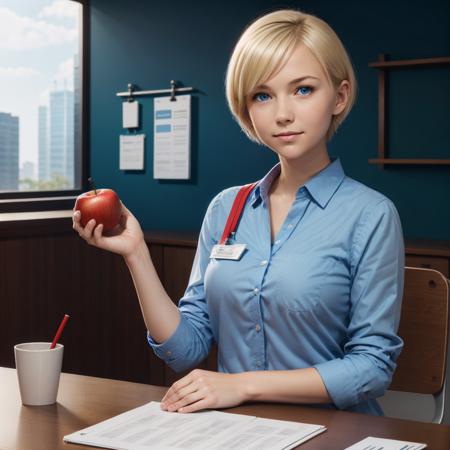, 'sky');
0,0,80,172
